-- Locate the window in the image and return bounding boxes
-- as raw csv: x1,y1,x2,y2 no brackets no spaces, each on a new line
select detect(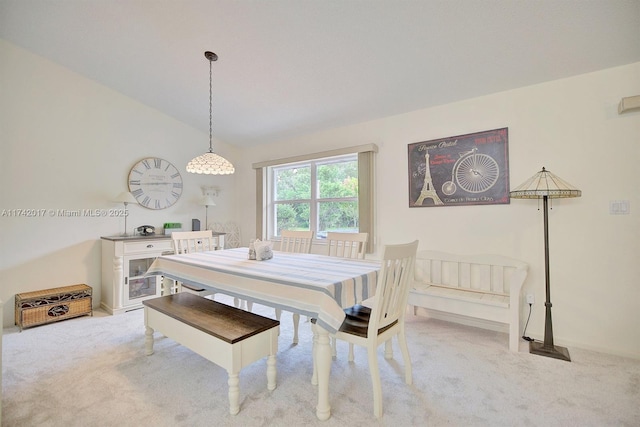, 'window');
253,144,377,252
271,154,358,238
